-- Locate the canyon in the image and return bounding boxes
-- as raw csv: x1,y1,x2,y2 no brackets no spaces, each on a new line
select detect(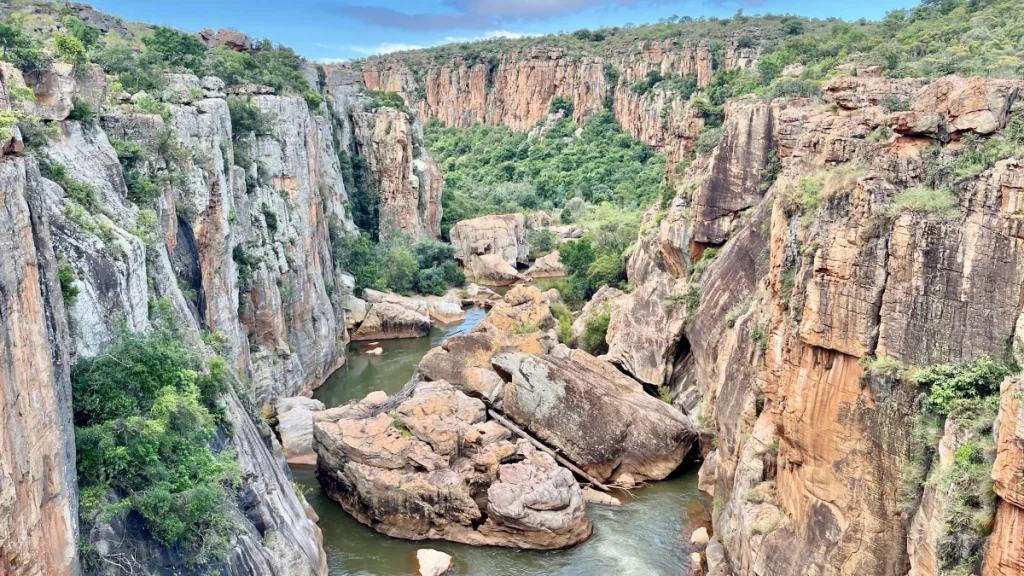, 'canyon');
2,2,1024,576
